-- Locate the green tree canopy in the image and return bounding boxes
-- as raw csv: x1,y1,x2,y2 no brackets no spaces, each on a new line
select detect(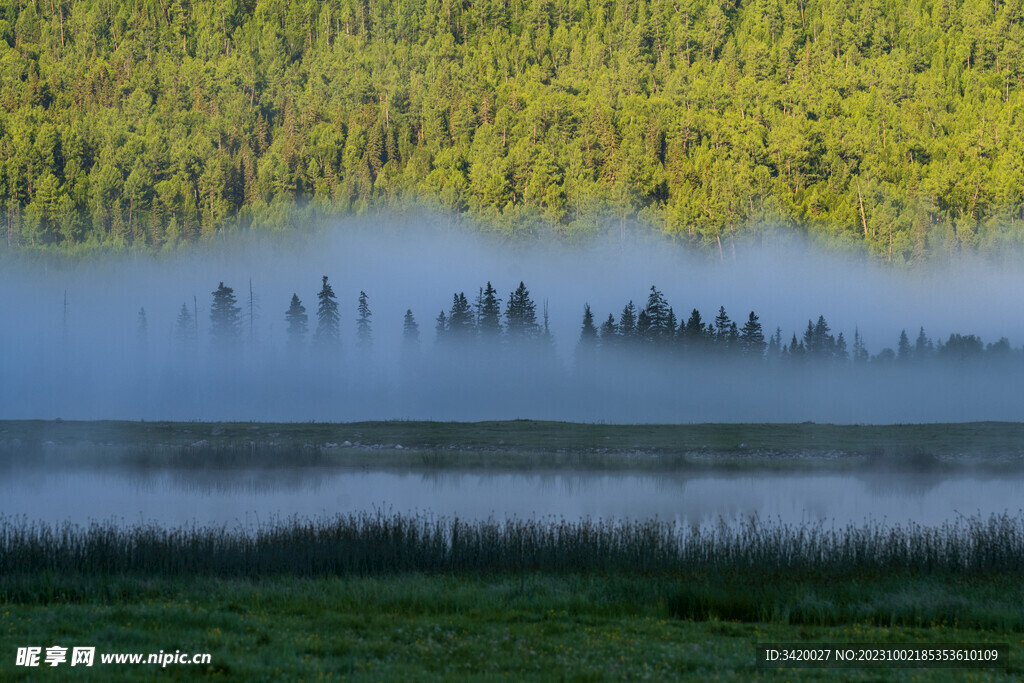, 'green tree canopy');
1,0,1022,261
